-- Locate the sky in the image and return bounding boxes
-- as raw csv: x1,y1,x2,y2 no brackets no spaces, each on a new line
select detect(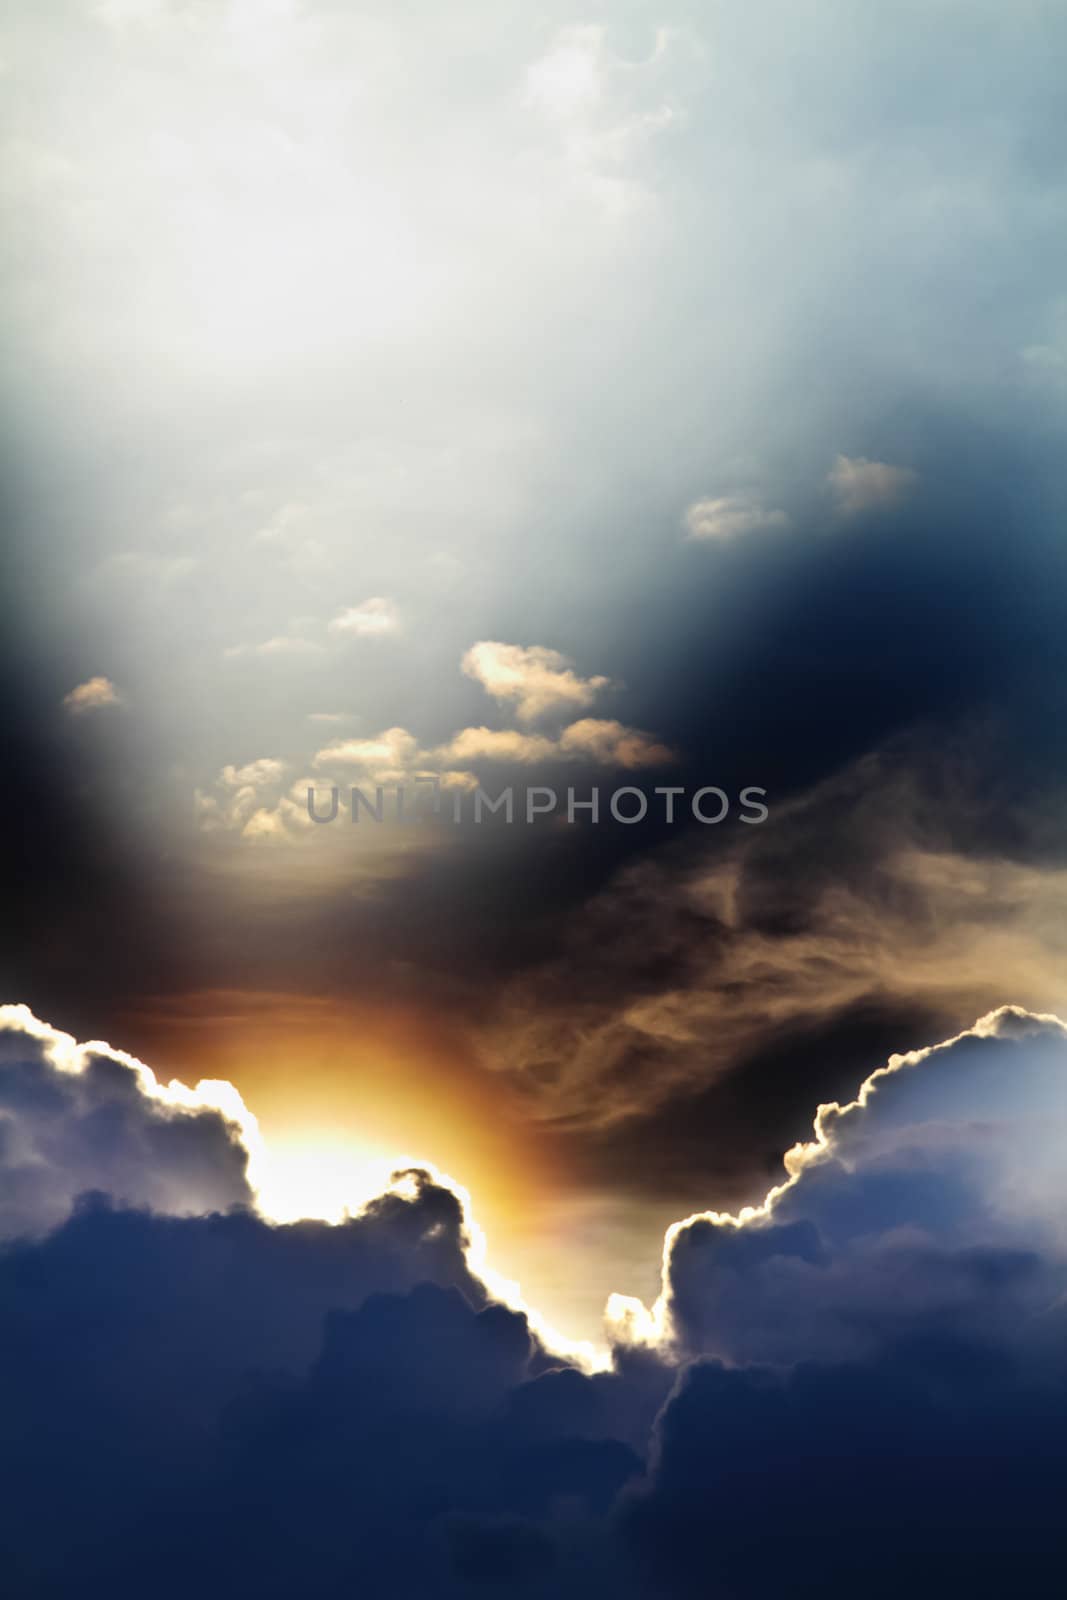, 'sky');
2,7,1067,1586
5,0,1067,1334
